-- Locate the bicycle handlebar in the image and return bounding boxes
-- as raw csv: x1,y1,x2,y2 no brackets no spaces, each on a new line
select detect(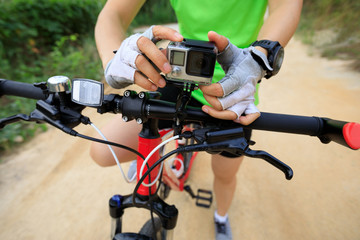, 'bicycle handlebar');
0,79,48,100
0,79,359,151
106,90,360,150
